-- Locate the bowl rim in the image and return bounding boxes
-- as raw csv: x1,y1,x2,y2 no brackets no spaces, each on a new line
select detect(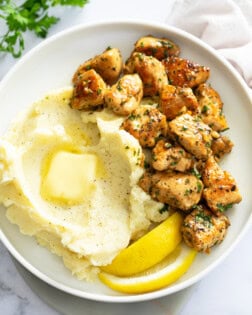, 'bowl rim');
0,19,252,303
